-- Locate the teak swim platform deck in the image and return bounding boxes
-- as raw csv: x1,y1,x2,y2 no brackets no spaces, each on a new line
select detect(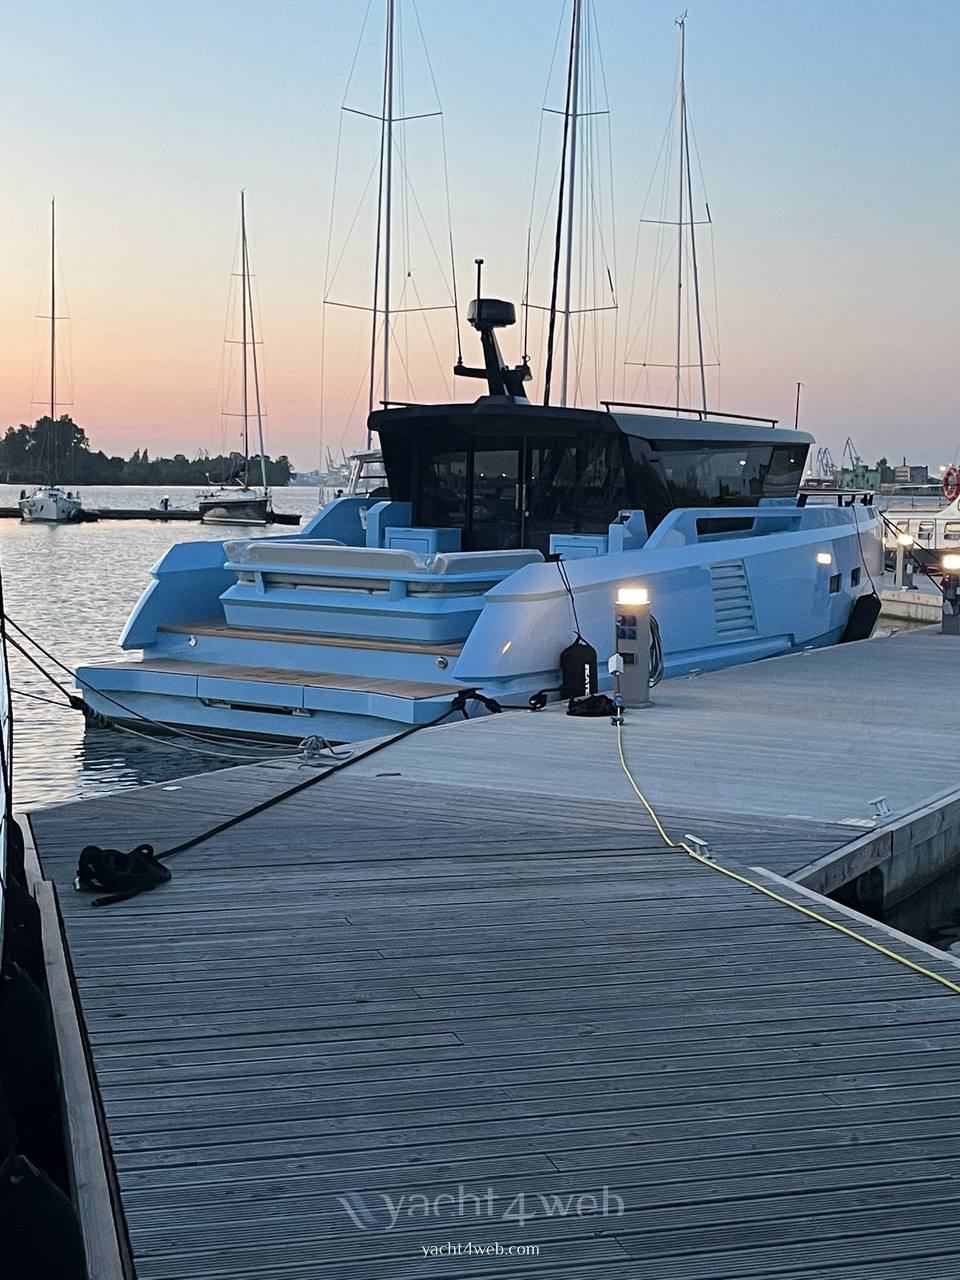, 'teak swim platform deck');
26,626,960,1278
